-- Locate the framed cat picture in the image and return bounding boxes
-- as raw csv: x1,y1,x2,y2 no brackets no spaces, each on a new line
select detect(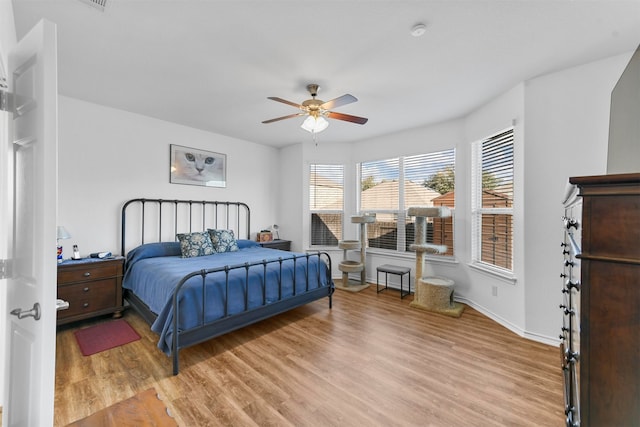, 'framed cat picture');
170,144,226,188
